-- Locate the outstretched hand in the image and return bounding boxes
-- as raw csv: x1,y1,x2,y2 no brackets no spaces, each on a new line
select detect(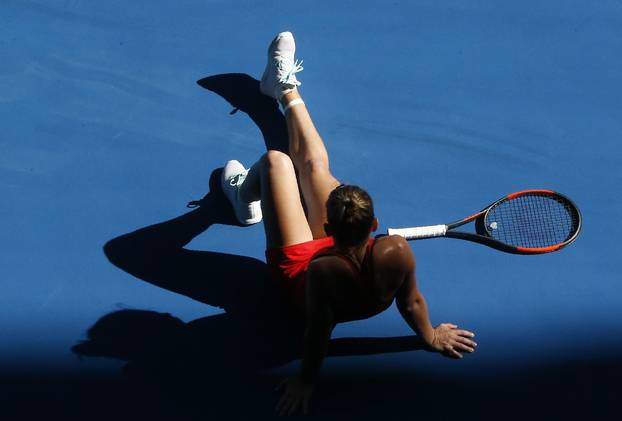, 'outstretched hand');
429,323,477,359
275,376,314,416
